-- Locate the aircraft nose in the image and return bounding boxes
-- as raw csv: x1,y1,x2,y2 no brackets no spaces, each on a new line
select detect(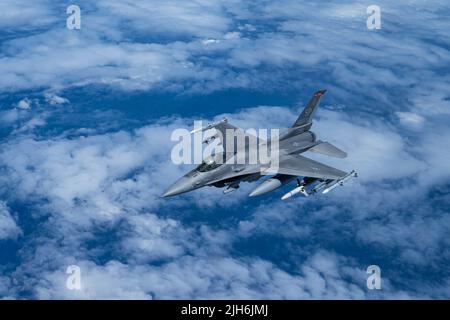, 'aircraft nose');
162,177,193,197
